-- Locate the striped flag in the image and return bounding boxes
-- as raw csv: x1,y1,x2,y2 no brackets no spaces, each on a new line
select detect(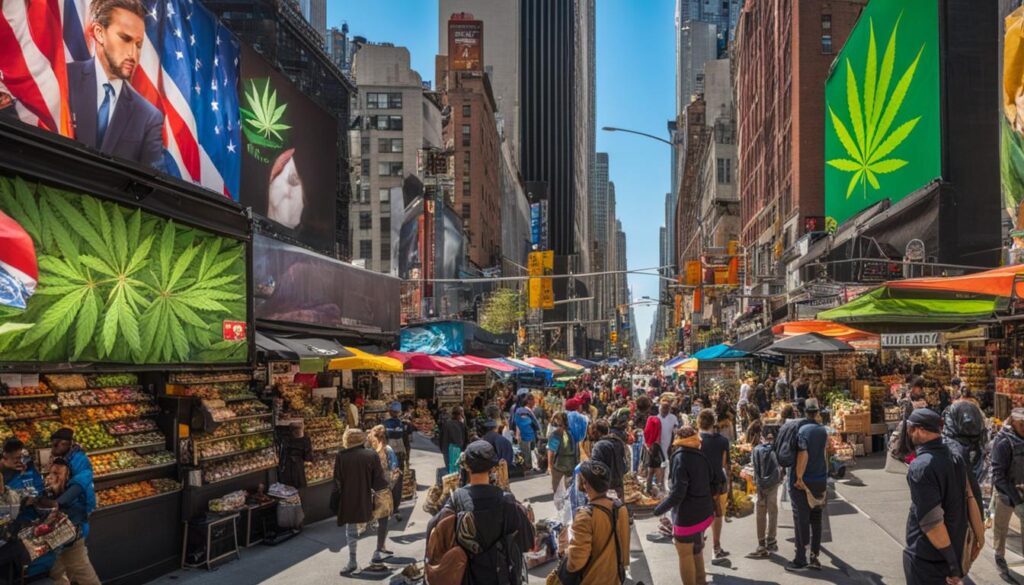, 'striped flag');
0,0,241,200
